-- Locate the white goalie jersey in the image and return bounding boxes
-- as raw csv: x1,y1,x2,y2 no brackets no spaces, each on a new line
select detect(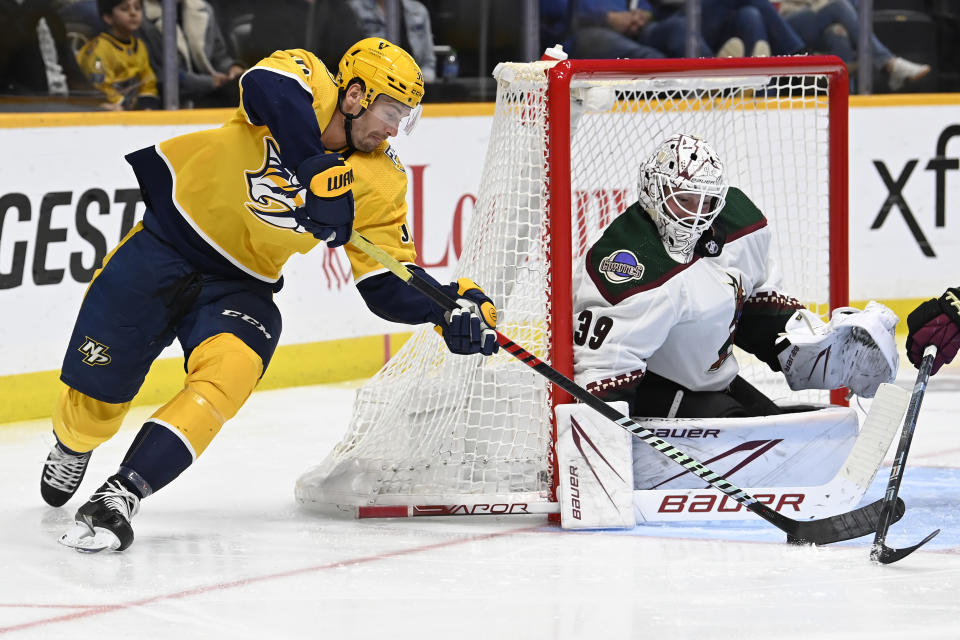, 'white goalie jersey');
573,187,801,396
